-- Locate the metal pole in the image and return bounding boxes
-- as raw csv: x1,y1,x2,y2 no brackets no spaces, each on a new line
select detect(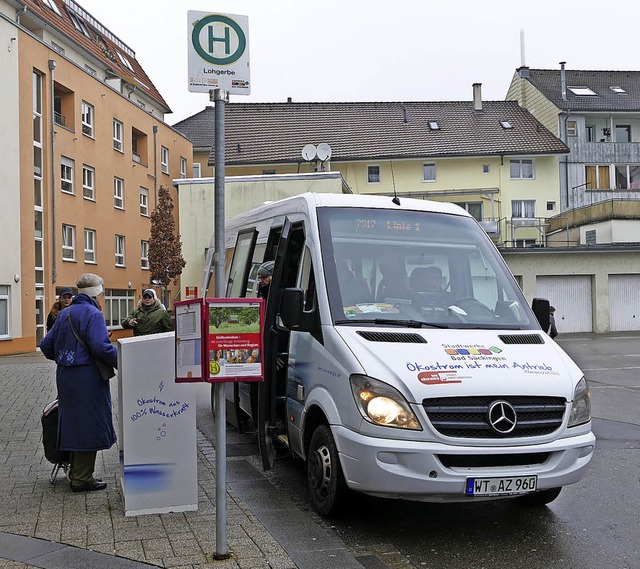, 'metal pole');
212,88,229,560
